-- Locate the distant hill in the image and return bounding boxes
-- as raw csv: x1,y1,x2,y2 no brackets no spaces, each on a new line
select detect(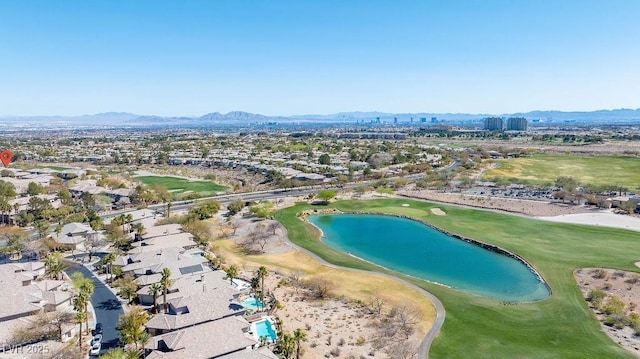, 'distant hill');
1,108,639,127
